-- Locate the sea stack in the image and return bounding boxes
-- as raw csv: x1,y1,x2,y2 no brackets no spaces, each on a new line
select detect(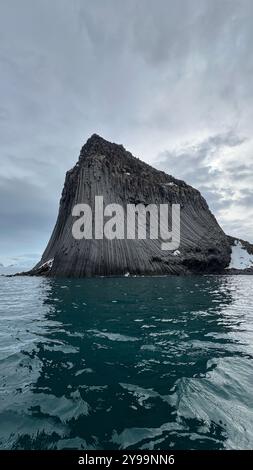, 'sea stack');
32,134,232,277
